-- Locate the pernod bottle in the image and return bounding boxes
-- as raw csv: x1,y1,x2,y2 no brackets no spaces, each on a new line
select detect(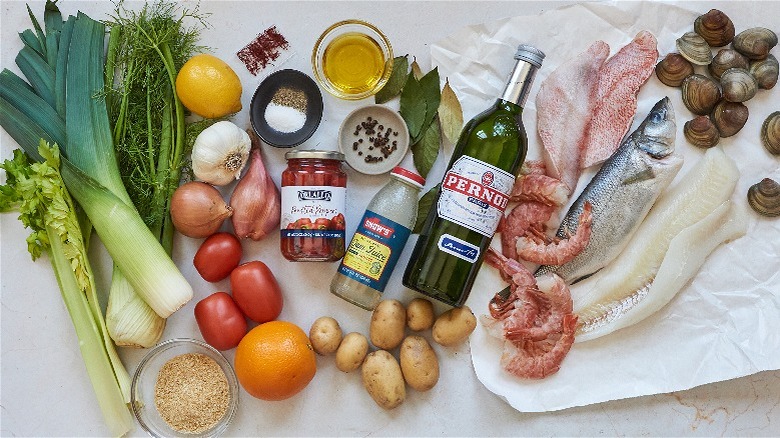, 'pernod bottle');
402,44,544,307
